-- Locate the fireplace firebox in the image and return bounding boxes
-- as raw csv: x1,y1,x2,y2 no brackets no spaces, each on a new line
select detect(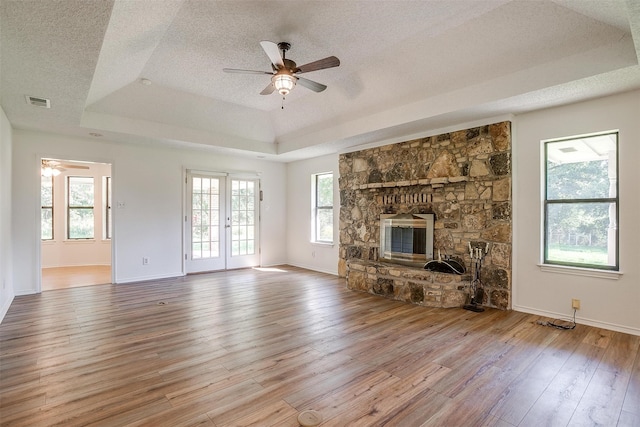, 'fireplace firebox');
379,213,434,266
